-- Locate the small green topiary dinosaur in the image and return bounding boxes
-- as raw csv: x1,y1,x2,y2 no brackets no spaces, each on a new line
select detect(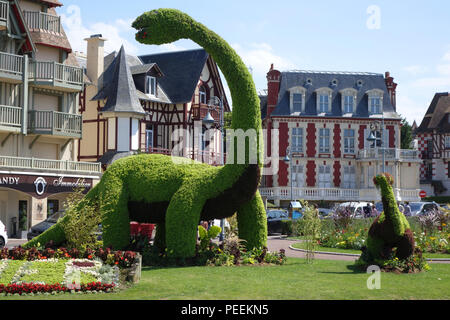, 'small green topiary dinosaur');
361,173,415,263
25,9,267,258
